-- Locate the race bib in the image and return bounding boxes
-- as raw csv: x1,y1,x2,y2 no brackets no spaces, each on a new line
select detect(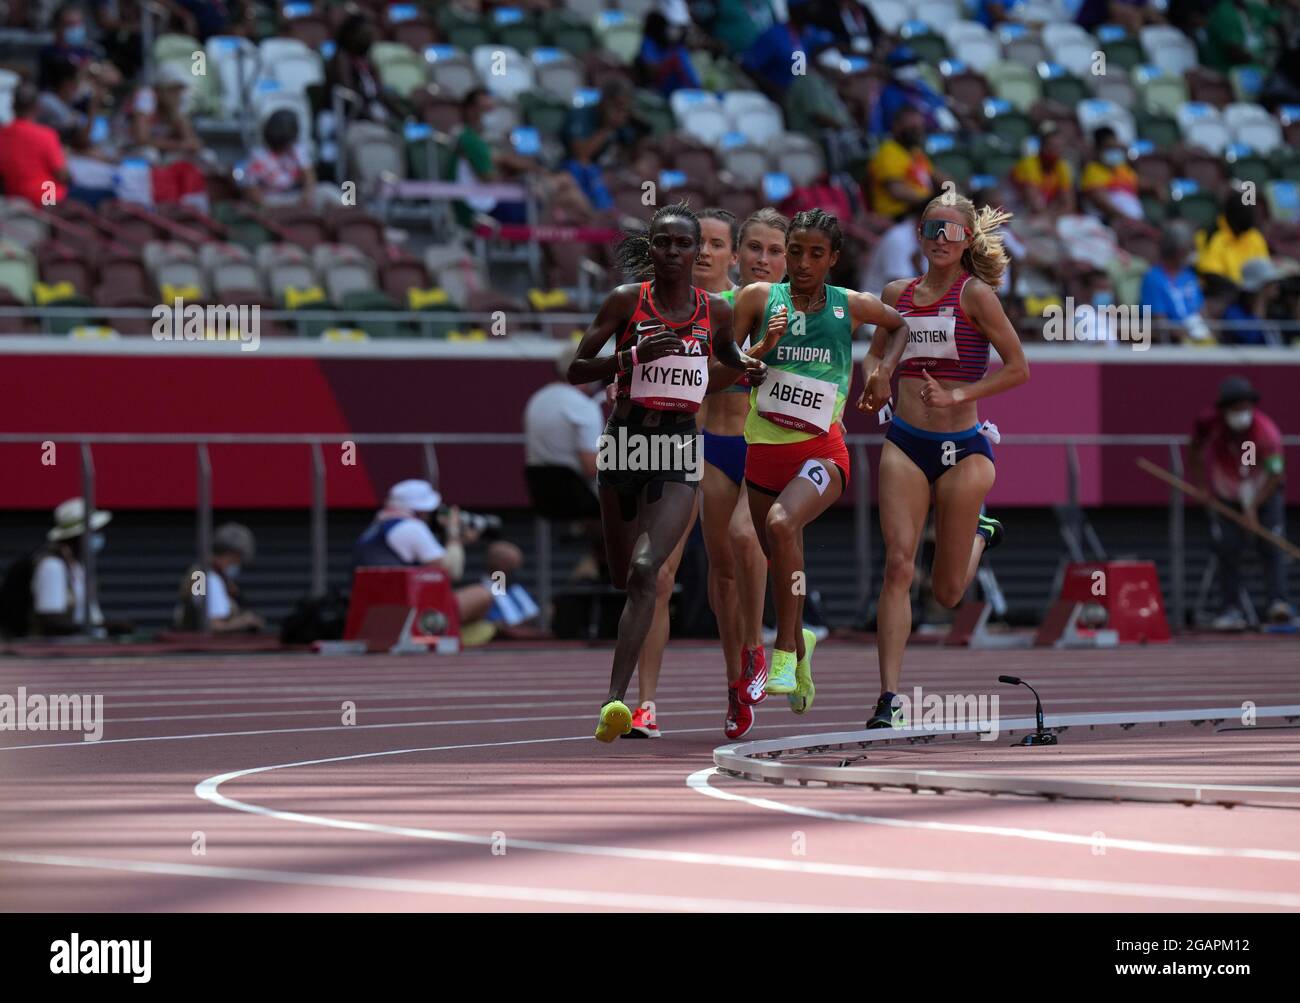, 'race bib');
756,367,837,435
630,352,708,412
901,314,958,366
